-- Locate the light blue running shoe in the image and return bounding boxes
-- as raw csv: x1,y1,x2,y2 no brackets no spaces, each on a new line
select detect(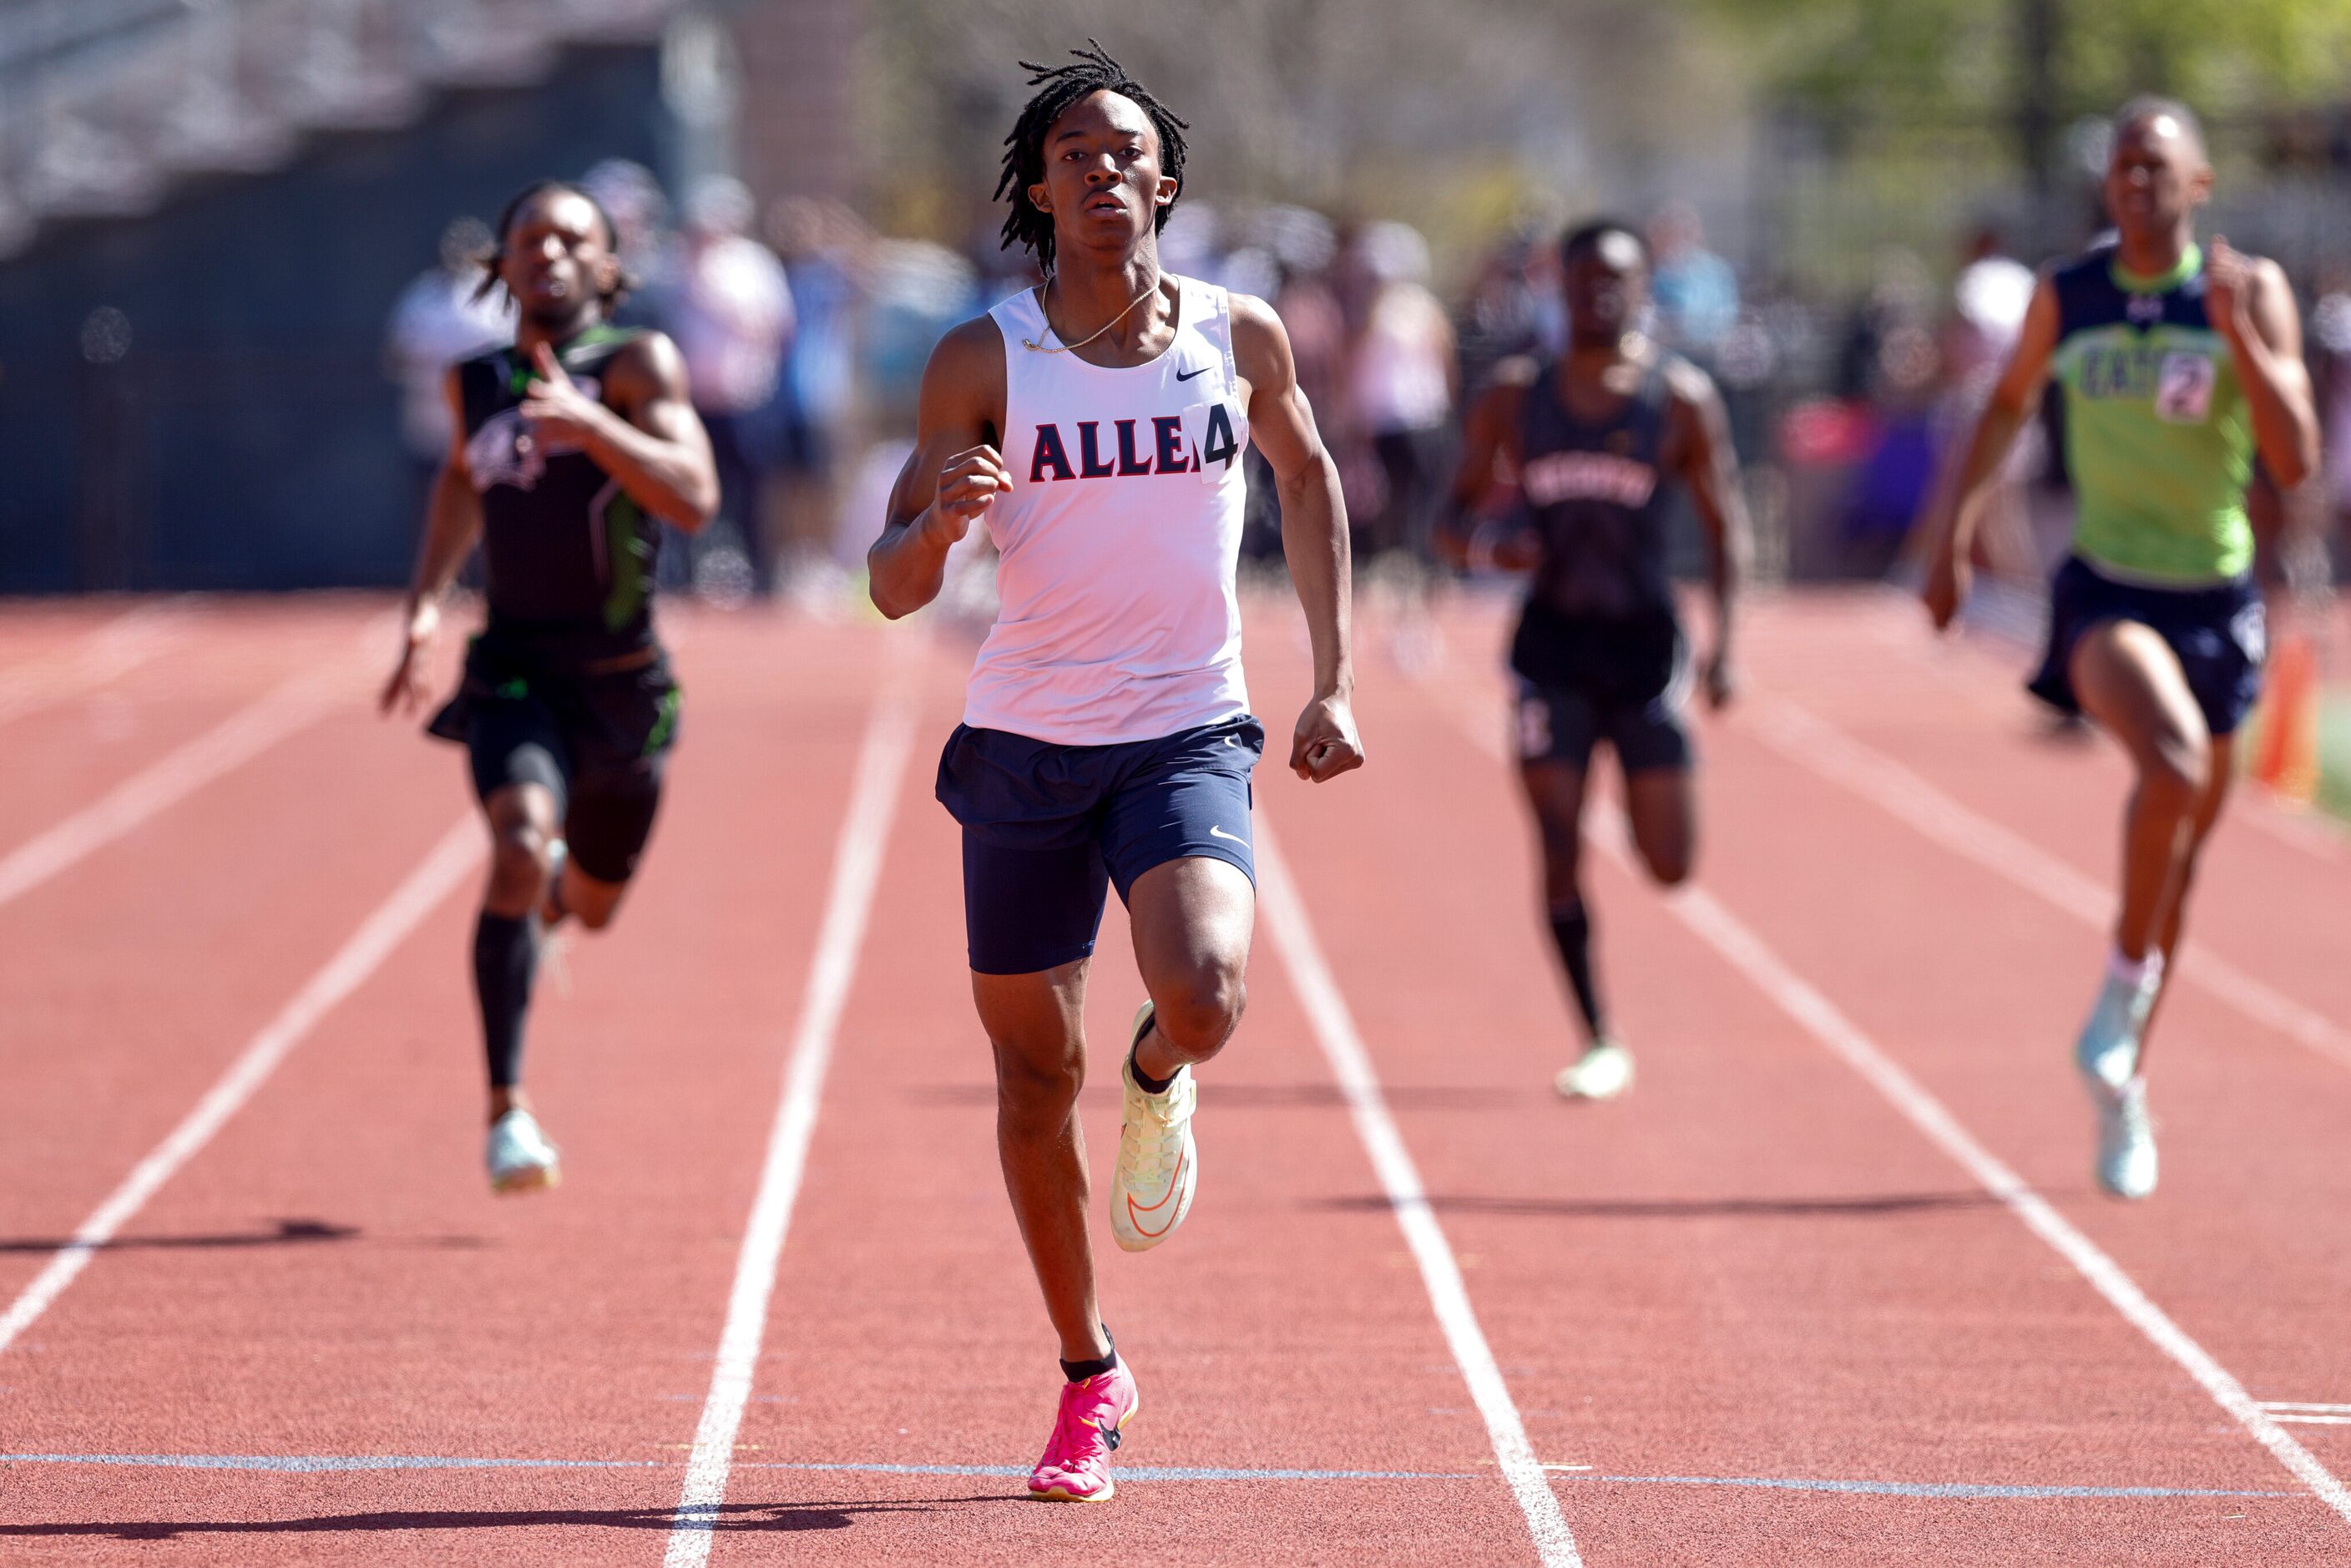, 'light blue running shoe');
2075,961,2161,1200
